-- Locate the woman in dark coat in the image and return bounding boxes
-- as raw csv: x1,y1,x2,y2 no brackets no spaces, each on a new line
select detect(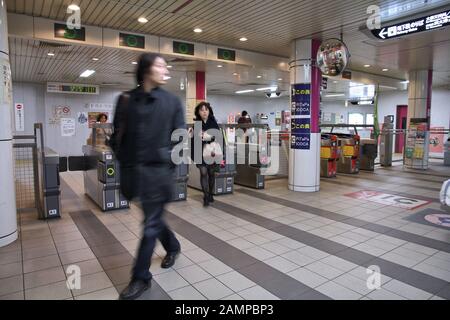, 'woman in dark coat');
192,102,221,207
